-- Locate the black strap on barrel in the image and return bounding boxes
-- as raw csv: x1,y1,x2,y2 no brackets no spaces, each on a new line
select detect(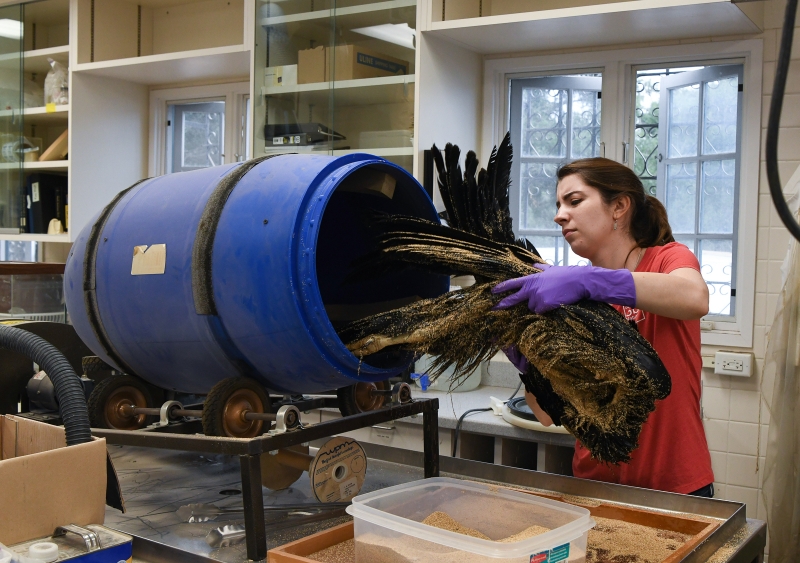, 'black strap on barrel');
82,179,149,376
192,155,278,315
